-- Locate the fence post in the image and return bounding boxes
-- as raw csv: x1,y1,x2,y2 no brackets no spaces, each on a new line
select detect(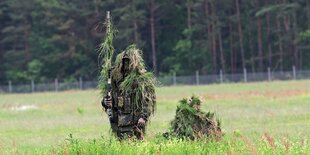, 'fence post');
173,72,176,86
243,68,247,83
195,71,199,85
31,80,35,93
268,67,271,82
8,80,12,93
293,66,296,80
79,77,83,90
220,70,223,83
55,78,59,92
